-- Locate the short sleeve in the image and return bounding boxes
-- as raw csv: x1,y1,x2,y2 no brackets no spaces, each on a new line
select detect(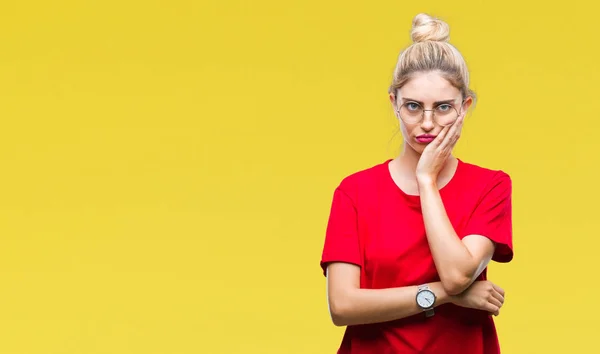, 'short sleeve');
462,171,514,263
319,185,362,276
